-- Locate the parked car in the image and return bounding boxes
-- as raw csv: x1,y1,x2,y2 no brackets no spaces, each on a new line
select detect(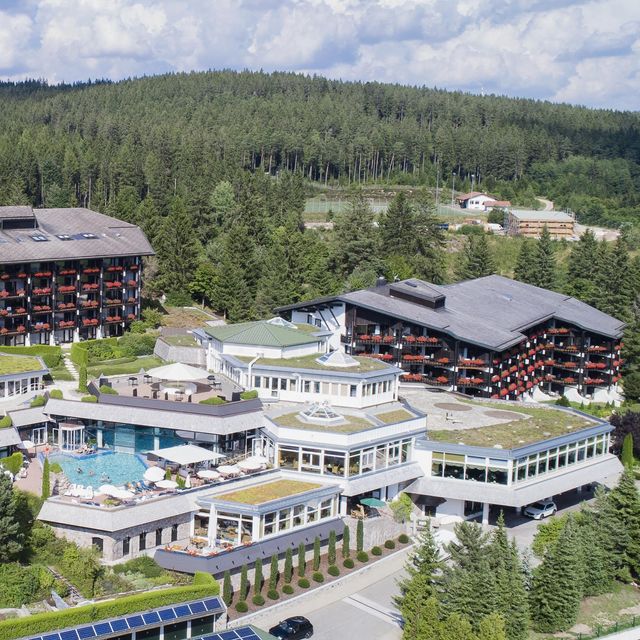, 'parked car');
523,500,557,520
269,616,314,639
